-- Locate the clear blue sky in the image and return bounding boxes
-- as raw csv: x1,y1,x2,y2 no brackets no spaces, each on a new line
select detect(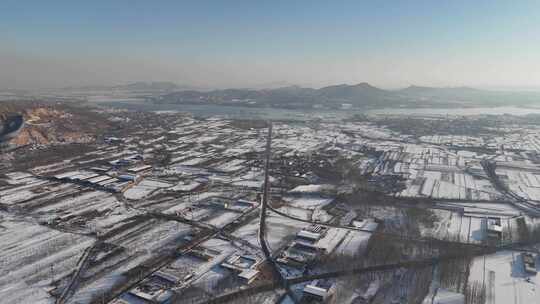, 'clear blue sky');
1,0,540,89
